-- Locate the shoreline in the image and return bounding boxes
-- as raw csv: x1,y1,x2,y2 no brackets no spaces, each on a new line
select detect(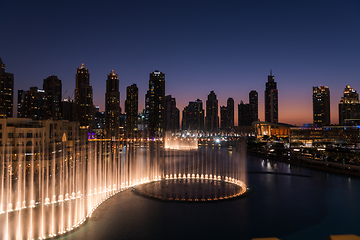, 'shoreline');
247,150,360,178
